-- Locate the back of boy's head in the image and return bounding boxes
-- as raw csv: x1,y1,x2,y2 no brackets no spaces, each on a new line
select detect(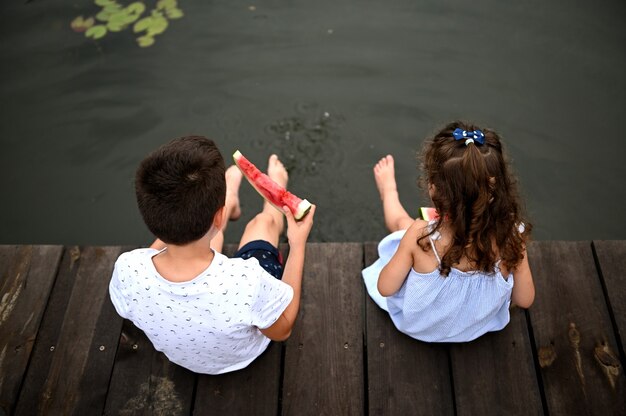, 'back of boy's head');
419,121,530,274
135,136,226,245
